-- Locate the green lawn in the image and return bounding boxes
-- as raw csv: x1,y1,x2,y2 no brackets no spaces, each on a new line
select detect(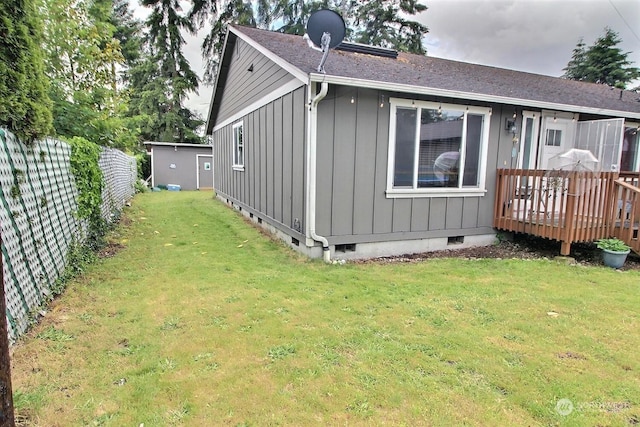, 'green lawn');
11,191,640,426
